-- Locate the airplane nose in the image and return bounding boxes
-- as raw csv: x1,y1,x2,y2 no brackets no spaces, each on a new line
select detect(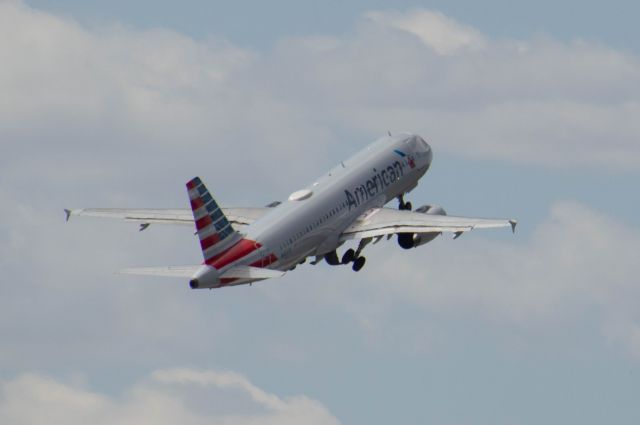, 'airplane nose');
419,137,430,152
418,137,433,169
